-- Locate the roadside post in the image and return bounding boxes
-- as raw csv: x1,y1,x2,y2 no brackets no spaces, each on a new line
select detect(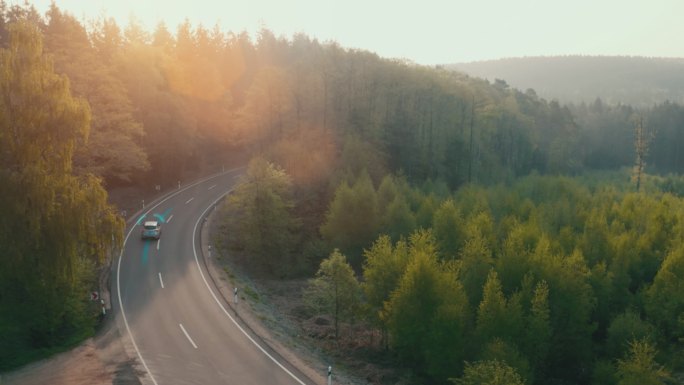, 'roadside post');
233,287,238,305
327,366,332,385
208,245,212,258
